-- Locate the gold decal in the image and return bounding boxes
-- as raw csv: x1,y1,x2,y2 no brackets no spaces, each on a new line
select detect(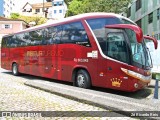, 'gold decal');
111,78,122,87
